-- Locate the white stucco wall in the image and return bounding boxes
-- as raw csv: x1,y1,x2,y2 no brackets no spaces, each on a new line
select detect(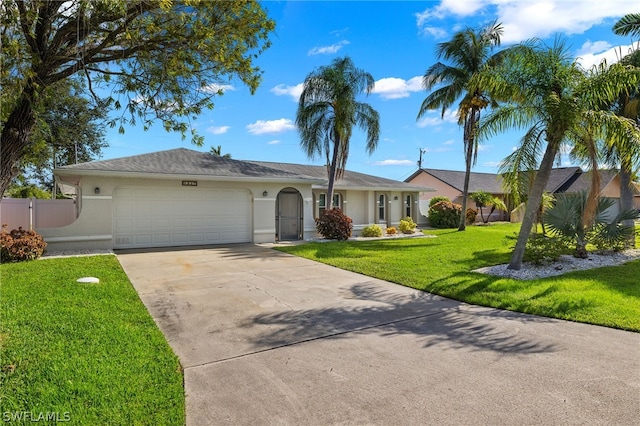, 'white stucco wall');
40,175,316,250
41,173,425,249
311,189,422,236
